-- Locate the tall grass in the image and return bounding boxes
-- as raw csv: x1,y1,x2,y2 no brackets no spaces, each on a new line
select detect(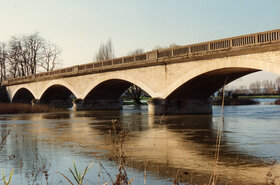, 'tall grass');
0,130,14,185
0,103,56,114
109,119,134,185
209,81,227,185
57,161,94,185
